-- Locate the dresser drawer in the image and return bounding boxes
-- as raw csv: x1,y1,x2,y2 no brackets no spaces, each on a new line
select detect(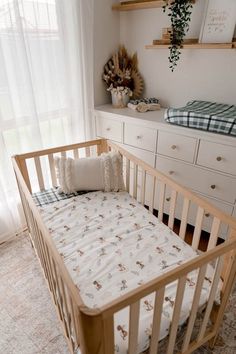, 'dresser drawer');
117,143,155,167
155,156,236,203
157,131,197,163
197,140,236,176
96,116,123,142
124,123,157,152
